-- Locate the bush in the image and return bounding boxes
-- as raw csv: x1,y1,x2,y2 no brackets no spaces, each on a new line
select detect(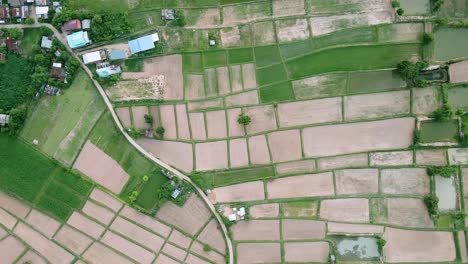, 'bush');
397,60,428,86
391,0,400,8
127,127,142,138
172,10,186,27
156,126,165,138
416,79,428,87
377,238,386,255
432,0,445,12
144,114,153,125
422,32,434,45
24,18,35,25
203,244,212,252
424,195,439,215
427,166,457,177
413,130,421,144
397,8,405,16
237,113,252,126
431,104,453,121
